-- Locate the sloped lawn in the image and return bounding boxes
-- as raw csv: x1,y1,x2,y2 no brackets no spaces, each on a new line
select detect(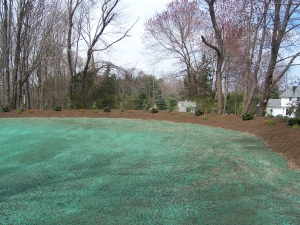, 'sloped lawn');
1,118,300,224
